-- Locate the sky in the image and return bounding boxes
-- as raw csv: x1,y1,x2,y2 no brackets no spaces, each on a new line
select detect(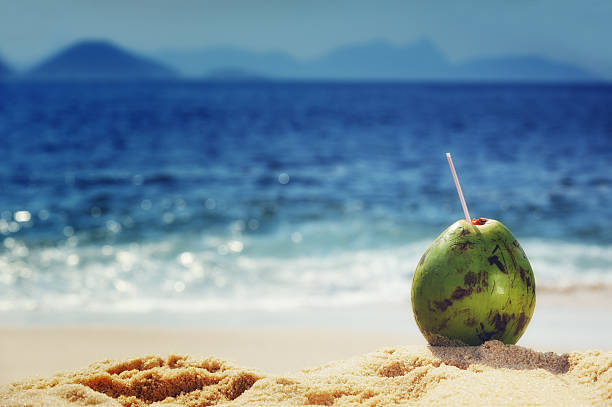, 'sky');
1,0,611,78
